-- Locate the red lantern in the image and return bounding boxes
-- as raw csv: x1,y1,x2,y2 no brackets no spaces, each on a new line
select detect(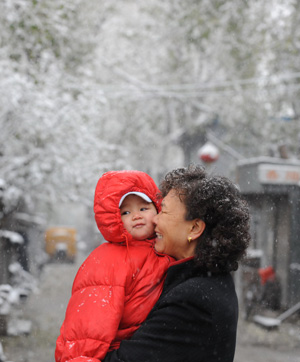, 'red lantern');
198,142,219,163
